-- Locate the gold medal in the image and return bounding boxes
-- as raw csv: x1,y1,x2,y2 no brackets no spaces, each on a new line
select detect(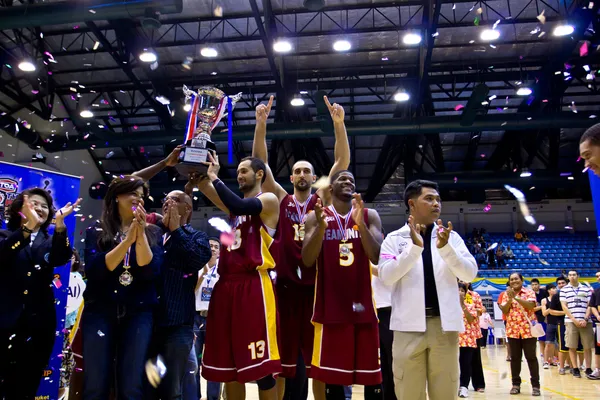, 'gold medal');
340,243,350,255
298,223,305,239
119,266,133,286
